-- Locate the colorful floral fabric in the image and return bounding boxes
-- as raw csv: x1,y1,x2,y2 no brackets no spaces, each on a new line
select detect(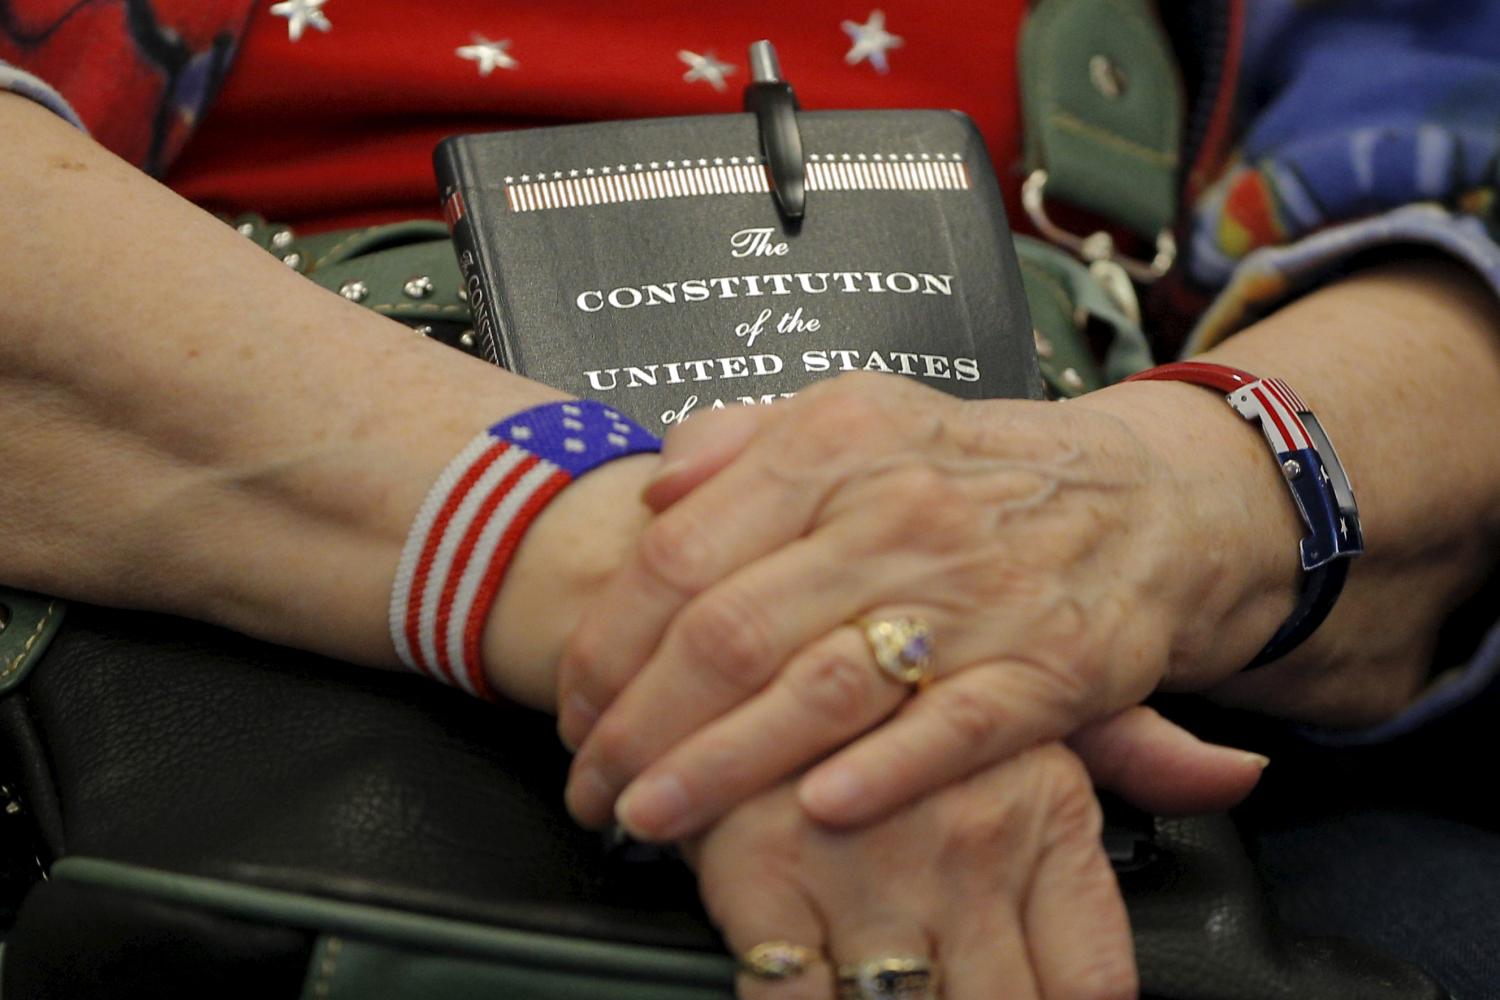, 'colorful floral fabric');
1186,0,1500,346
